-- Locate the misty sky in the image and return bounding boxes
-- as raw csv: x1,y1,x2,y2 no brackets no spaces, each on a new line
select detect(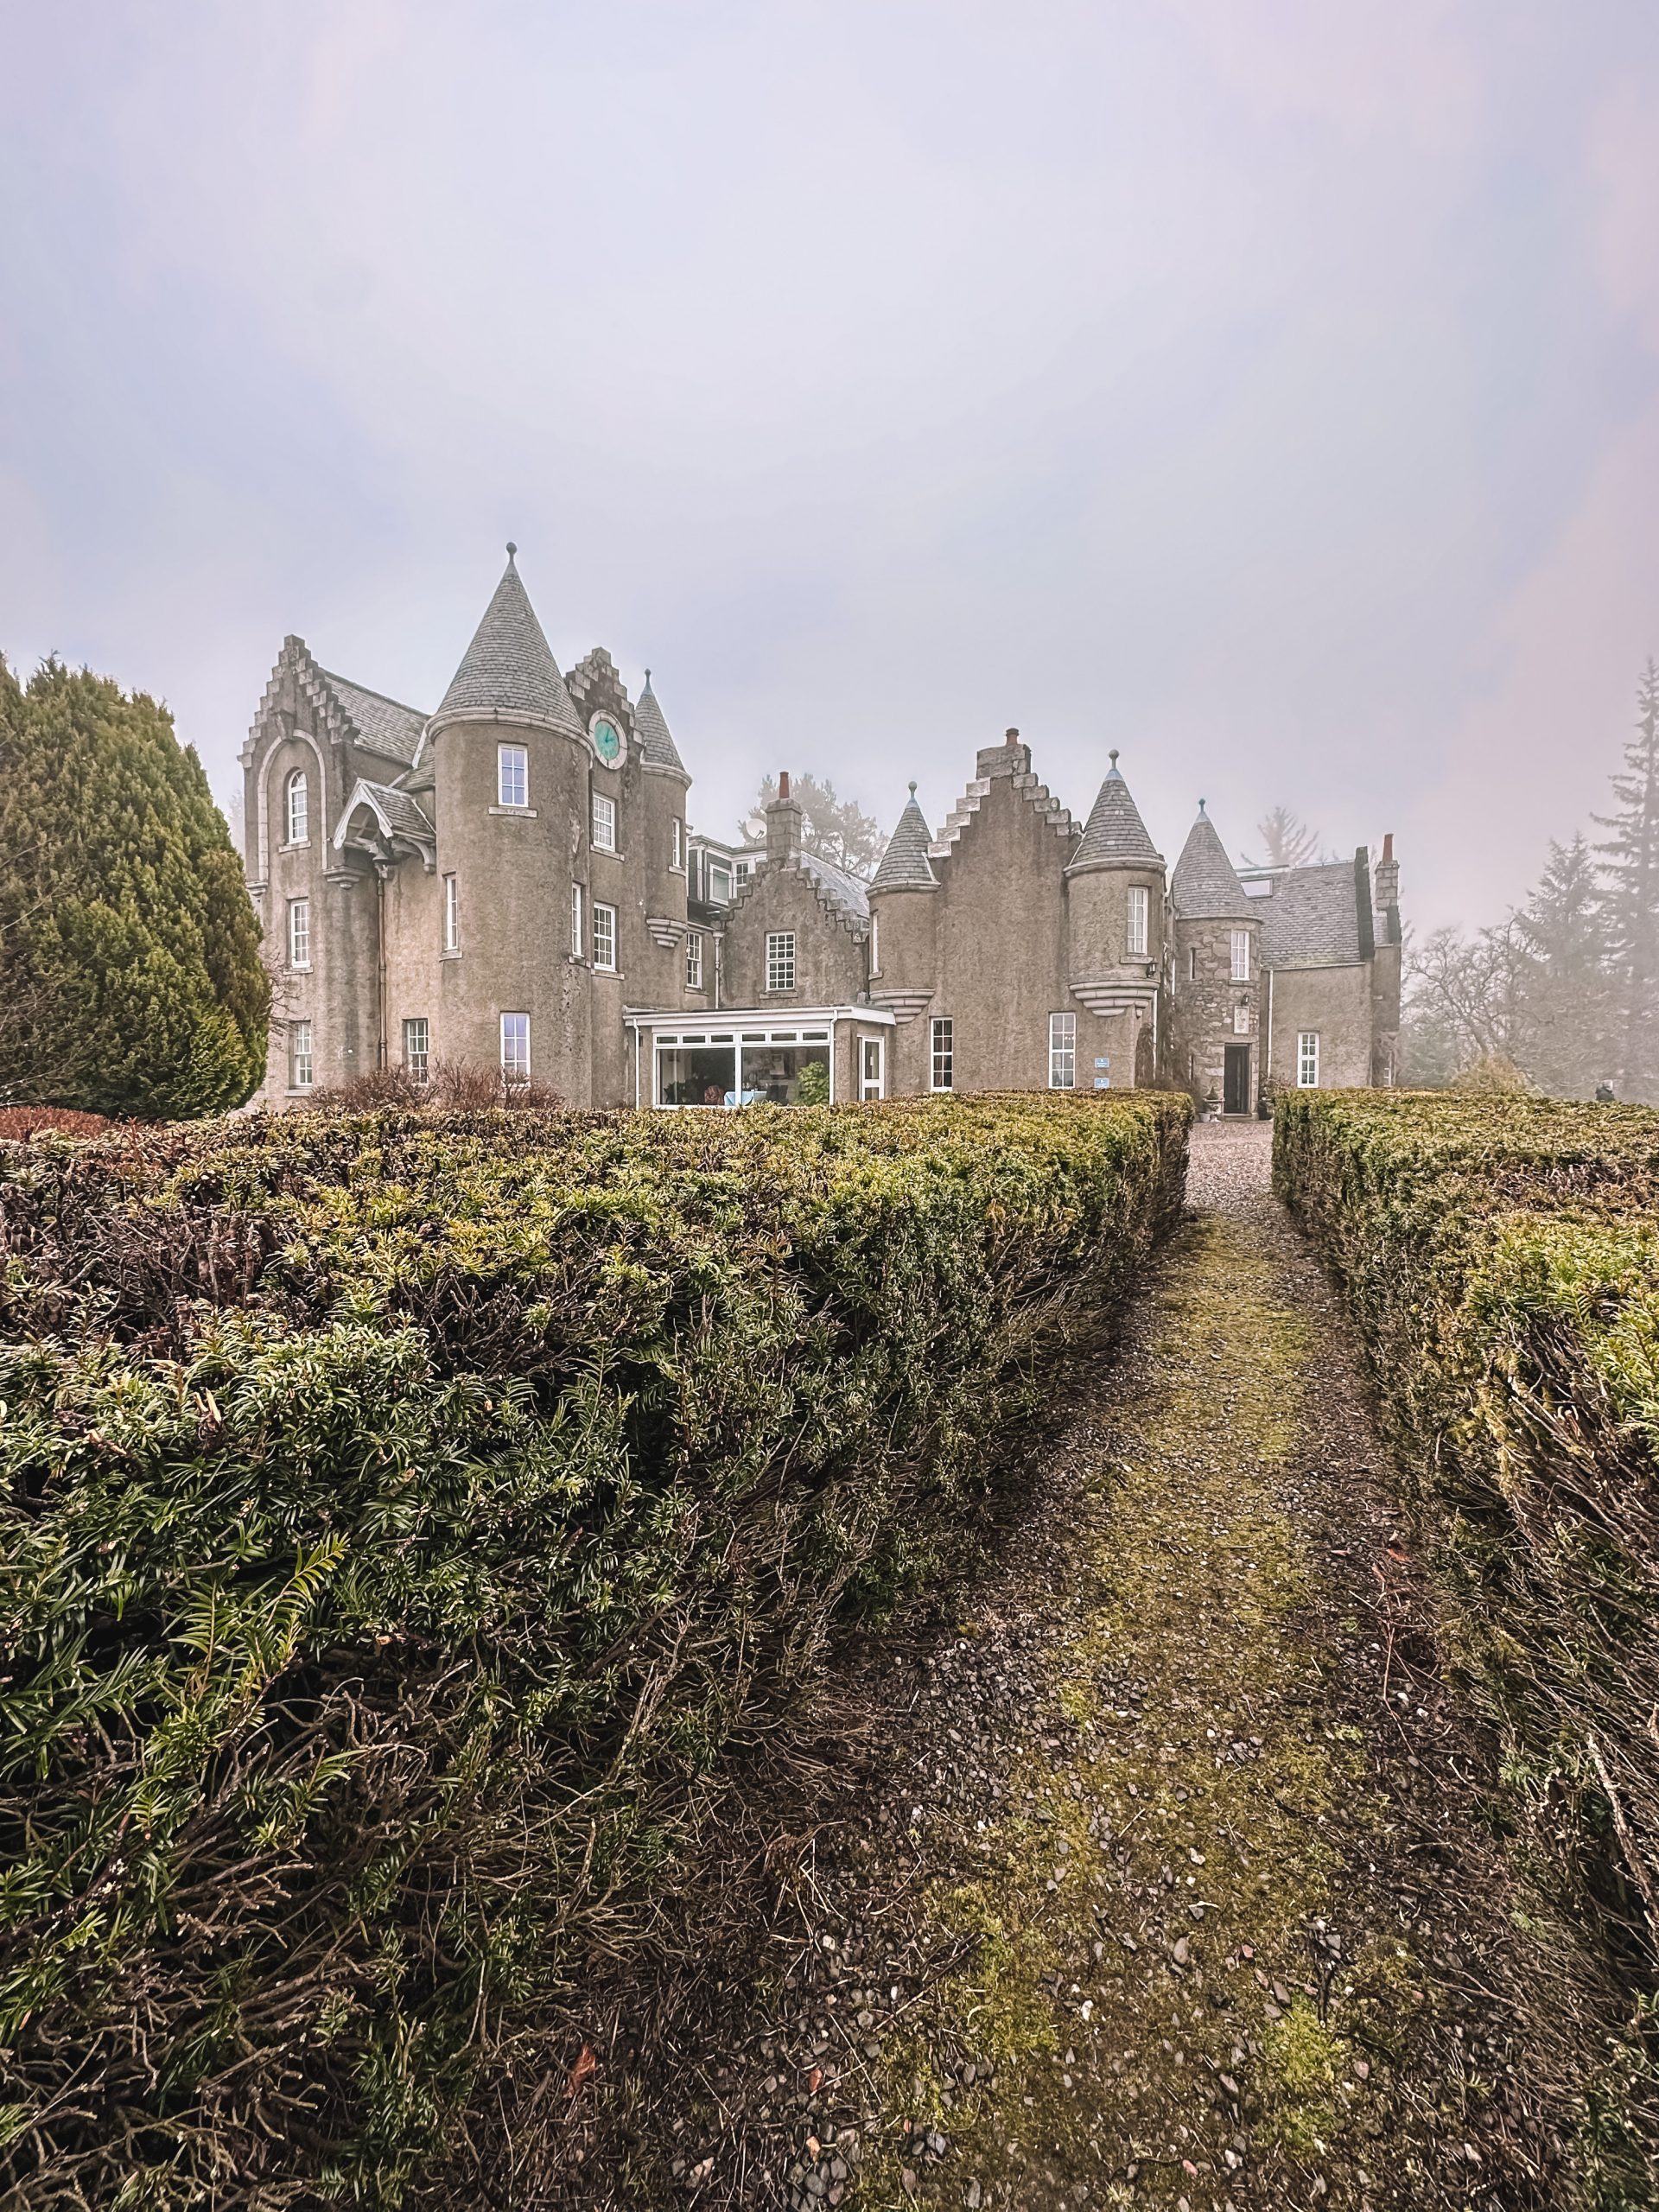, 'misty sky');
4,3,1658,930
